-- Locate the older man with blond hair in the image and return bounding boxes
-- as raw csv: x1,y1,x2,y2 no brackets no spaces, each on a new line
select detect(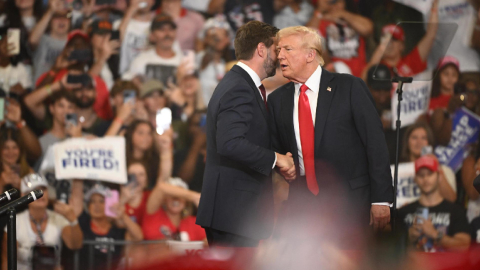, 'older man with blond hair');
268,26,393,240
